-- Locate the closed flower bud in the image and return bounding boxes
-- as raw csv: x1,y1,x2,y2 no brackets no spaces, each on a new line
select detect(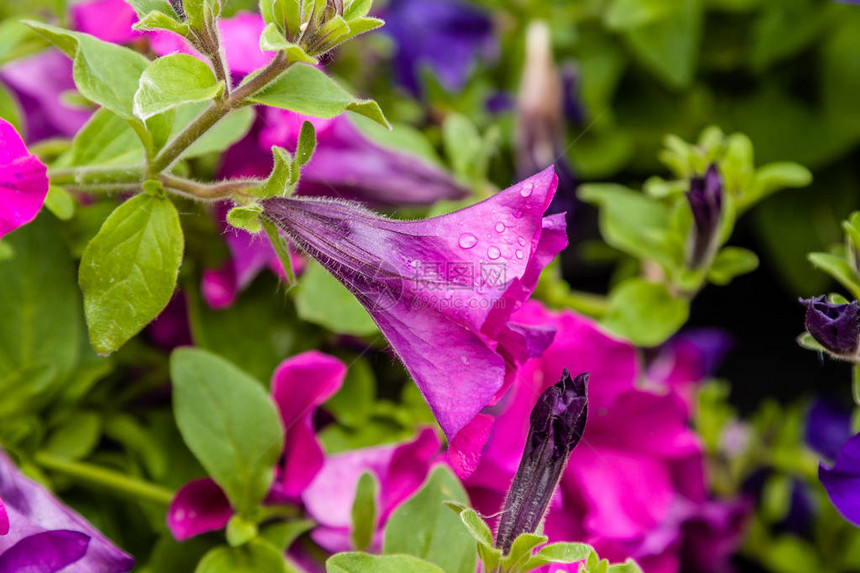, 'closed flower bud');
800,296,860,359
495,369,588,553
686,164,723,269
